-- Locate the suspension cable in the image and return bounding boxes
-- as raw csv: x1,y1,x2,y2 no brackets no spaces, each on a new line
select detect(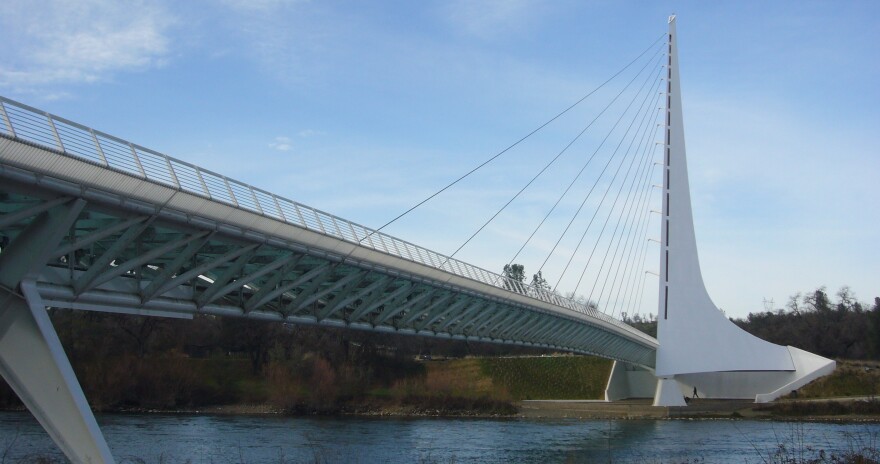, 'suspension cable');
448,43,667,262
578,96,662,302
548,69,664,289
608,141,662,319
503,44,667,268
599,122,663,316
570,87,664,297
361,33,667,240
591,111,663,309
